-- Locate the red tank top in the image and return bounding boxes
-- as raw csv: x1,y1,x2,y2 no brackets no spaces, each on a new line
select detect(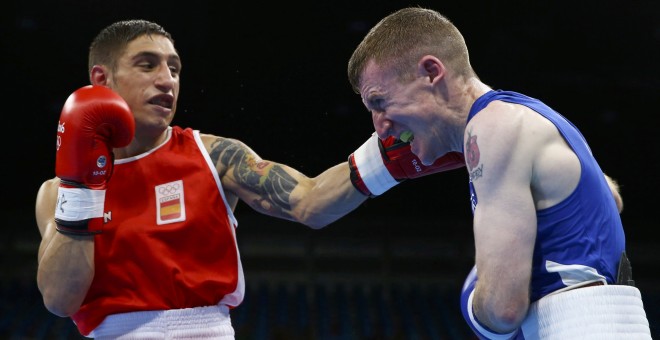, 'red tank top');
72,126,244,336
